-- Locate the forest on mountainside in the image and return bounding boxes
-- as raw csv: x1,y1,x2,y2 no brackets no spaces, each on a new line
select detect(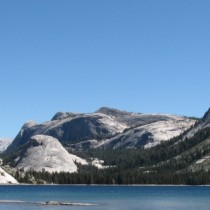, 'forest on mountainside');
14,127,210,185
